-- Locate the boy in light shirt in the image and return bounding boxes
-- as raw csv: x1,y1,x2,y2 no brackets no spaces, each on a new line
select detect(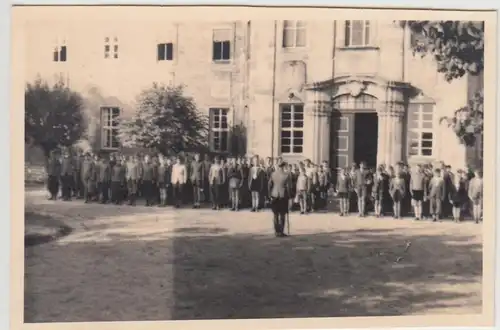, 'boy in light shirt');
468,169,483,223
